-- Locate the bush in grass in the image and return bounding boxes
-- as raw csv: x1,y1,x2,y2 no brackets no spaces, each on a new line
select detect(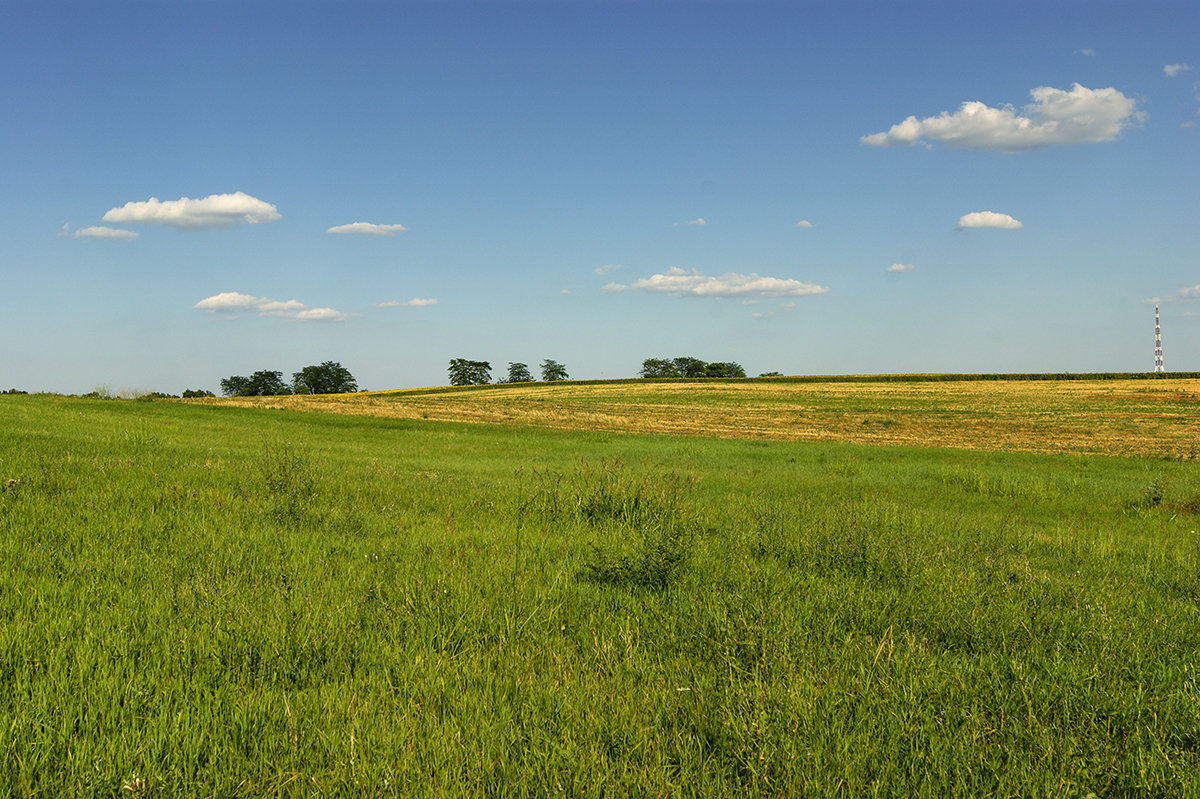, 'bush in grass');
581,522,693,590
570,465,697,591
1143,475,1166,507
